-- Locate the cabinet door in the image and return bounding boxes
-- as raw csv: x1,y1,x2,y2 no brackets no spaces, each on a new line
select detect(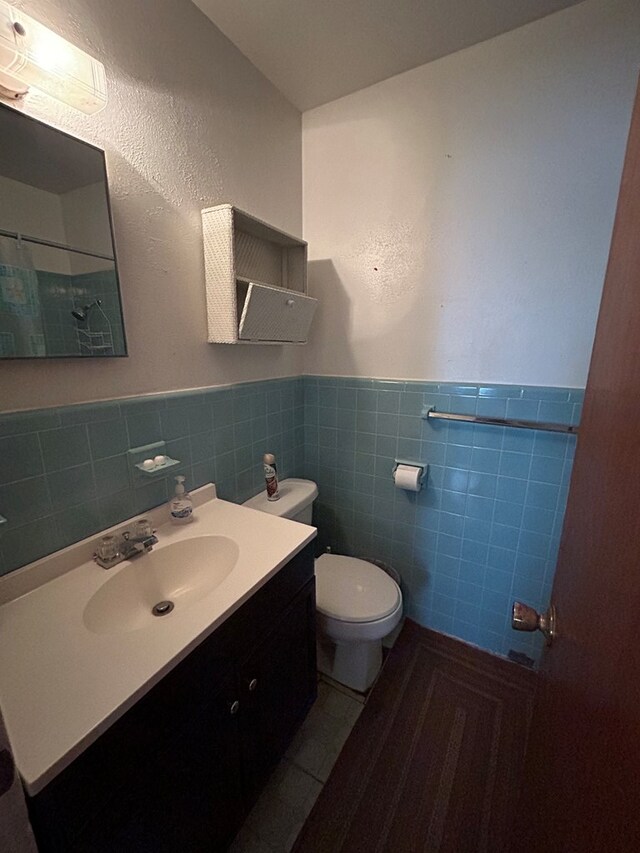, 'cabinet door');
239,579,317,806
30,663,245,853
238,283,317,342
